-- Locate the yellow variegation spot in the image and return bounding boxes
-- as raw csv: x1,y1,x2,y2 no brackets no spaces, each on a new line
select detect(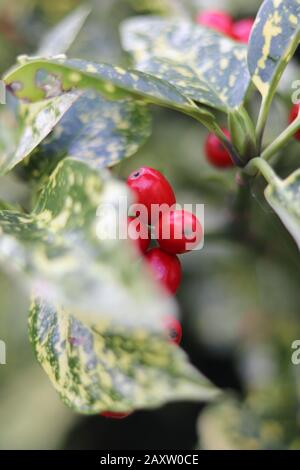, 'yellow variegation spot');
68,72,81,83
